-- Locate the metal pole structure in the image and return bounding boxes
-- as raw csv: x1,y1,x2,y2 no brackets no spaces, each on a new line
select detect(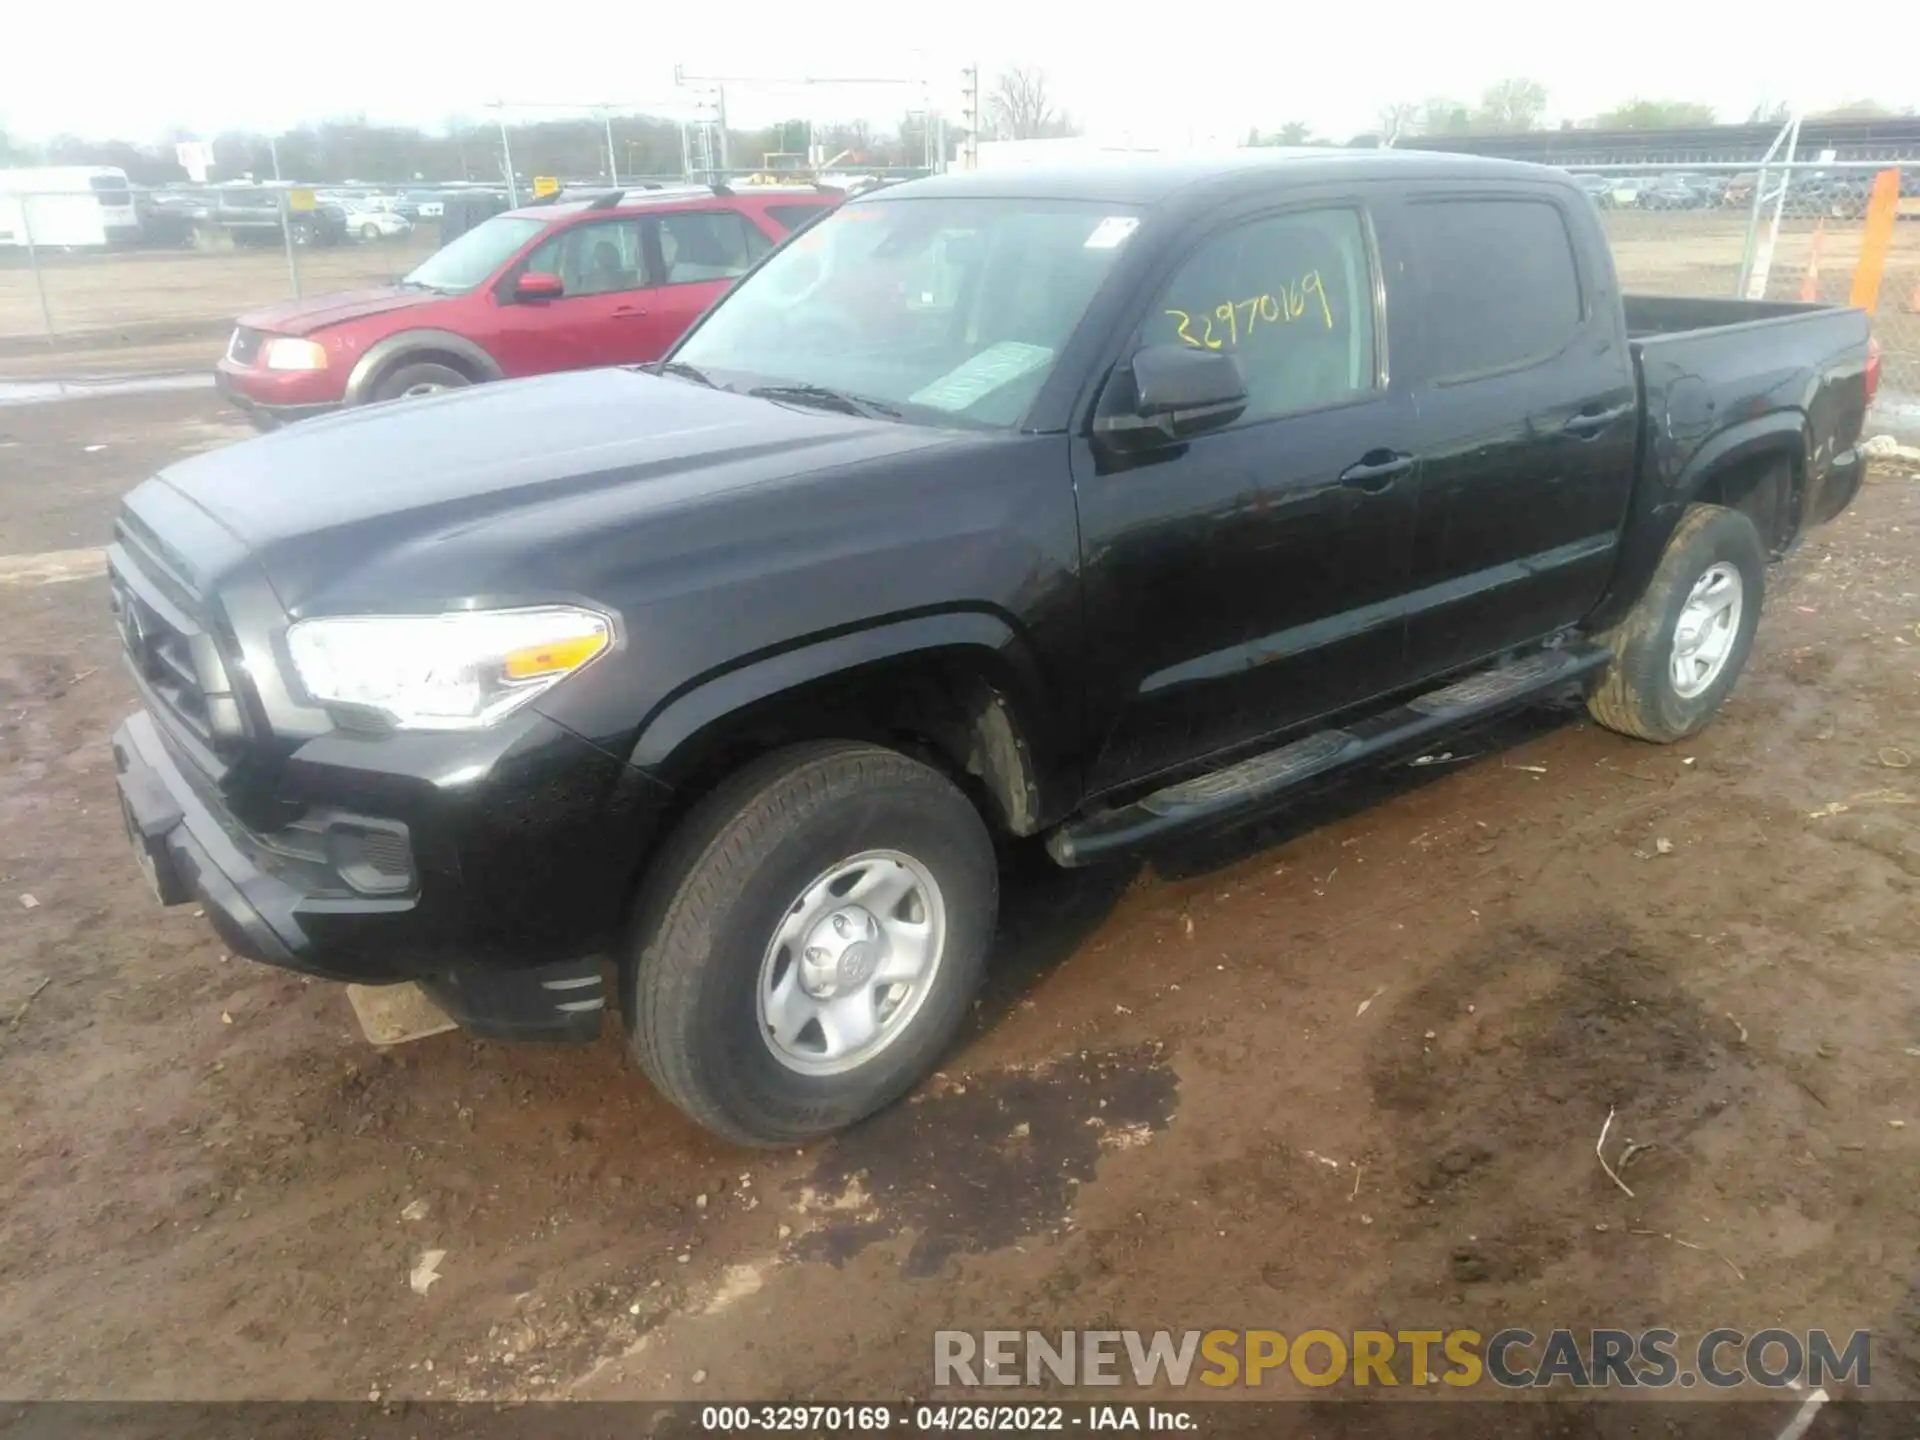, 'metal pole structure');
716,85,730,171
279,192,301,299
496,109,520,206
20,197,56,339
1737,113,1800,298
603,111,618,185
269,134,282,181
